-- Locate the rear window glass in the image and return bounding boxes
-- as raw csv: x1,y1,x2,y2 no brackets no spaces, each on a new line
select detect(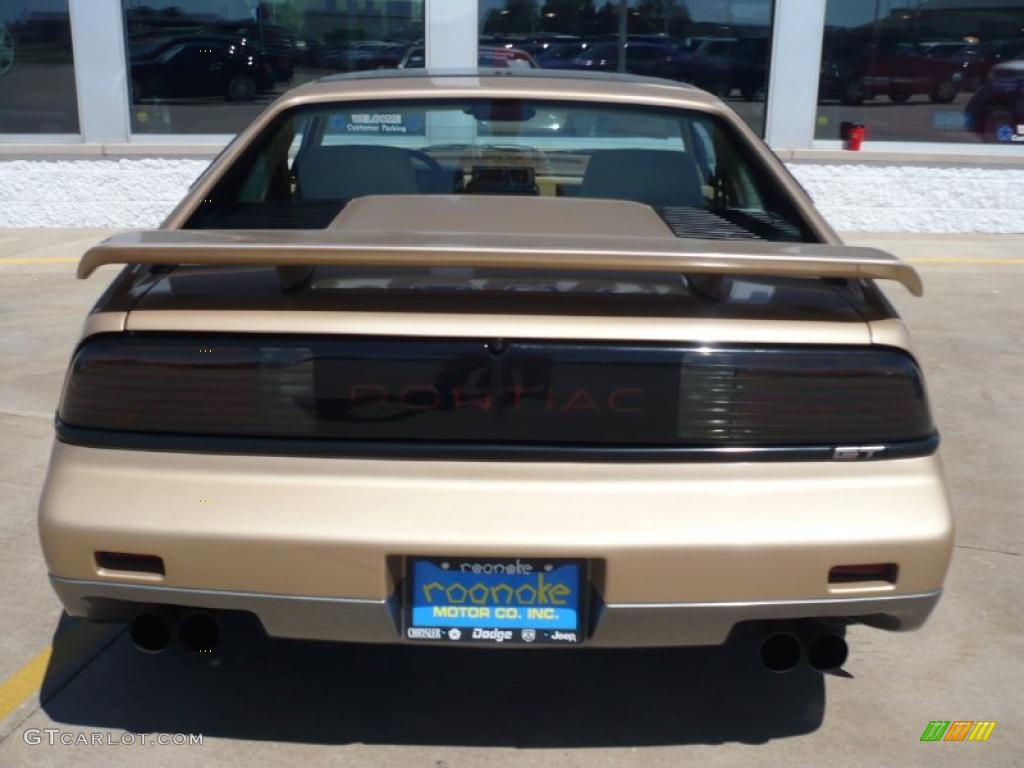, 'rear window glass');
187,98,813,242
